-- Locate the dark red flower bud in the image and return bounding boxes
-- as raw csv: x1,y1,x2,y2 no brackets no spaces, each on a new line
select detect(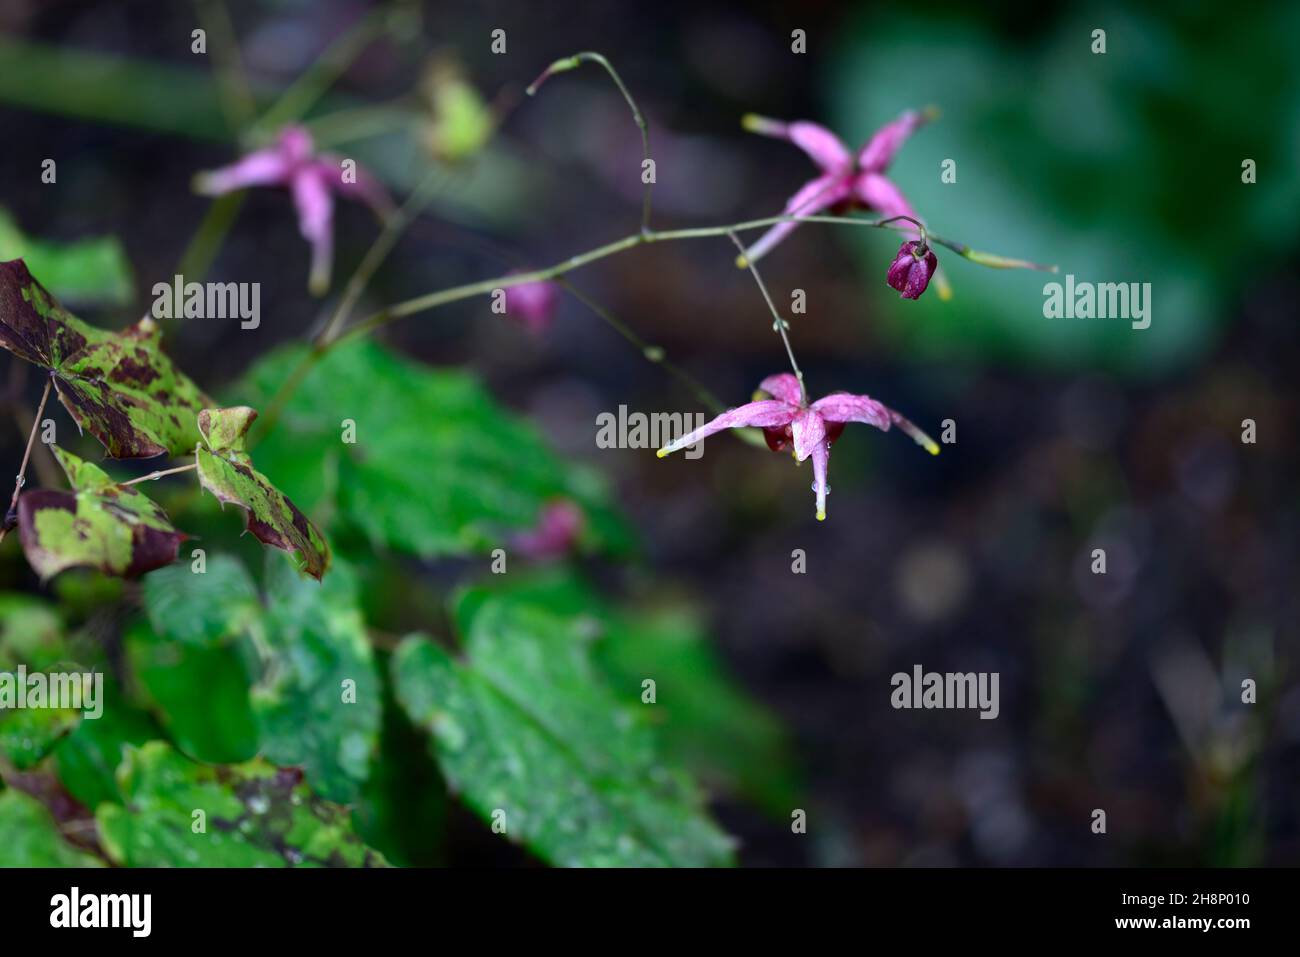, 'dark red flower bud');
886,240,938,300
